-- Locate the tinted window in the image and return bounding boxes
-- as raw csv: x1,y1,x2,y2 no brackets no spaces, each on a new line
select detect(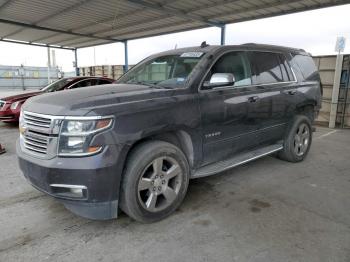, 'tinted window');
291,54,318,80
98,79,113,85
70,79,94,89
250,52,290,84
206,51,252,87
41,78,74,92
